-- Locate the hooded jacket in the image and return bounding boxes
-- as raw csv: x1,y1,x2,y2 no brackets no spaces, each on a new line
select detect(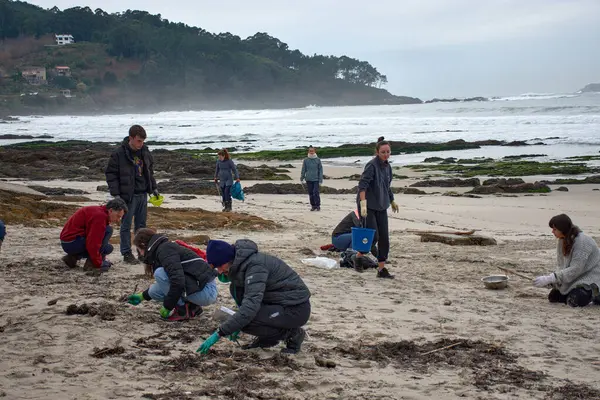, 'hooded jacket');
60,205,109,268
332,210,361,238
300,156,323,183
105,137,157,203
141,234,217,310
218,239,311,336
